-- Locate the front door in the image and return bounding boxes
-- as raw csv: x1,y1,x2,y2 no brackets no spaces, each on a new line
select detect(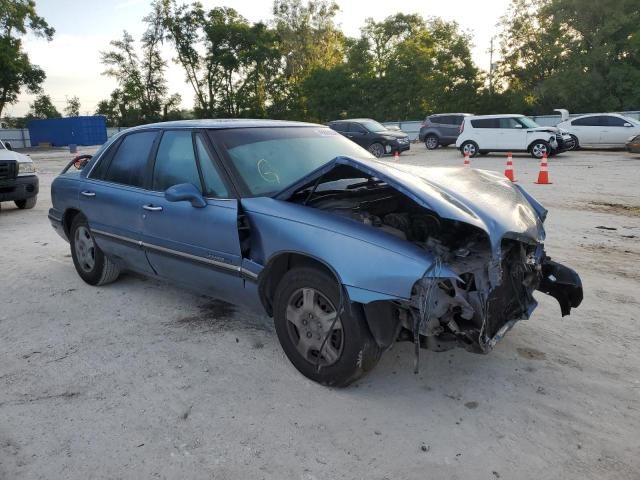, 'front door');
139,129,244,303
81,130,159,274
347,122,370,148
497,117,527,150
